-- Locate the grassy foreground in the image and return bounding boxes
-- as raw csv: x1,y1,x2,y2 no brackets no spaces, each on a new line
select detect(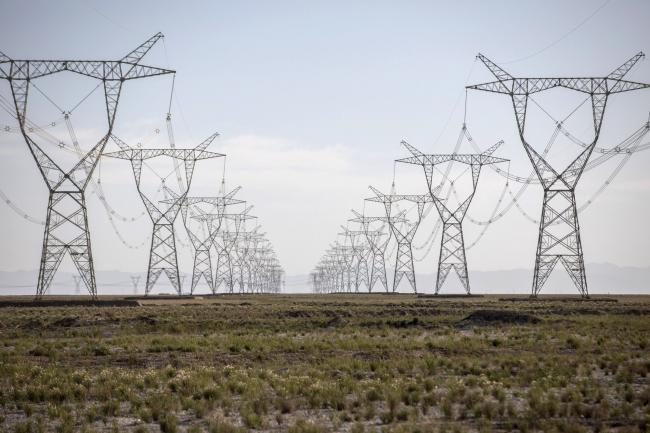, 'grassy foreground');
0,294,649,433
